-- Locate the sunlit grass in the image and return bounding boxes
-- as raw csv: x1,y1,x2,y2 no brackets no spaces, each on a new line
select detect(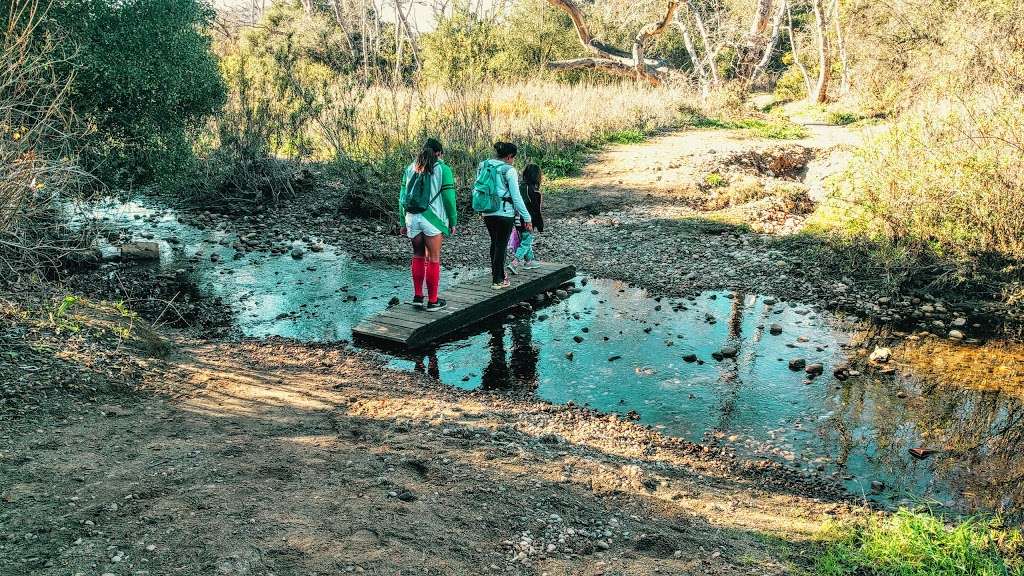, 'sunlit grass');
816,509,1023,576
